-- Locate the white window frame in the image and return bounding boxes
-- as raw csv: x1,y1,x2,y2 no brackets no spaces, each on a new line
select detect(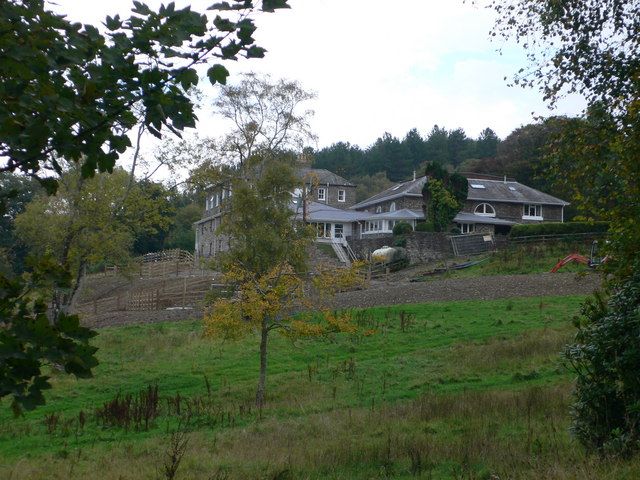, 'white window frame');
389,202,396,212
317,188,326,201
375,205,382,213
458,223,475,234
338,189,345,202
215,194,220,207
334,224,344,238
522,204,543,220
474,203,496,217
